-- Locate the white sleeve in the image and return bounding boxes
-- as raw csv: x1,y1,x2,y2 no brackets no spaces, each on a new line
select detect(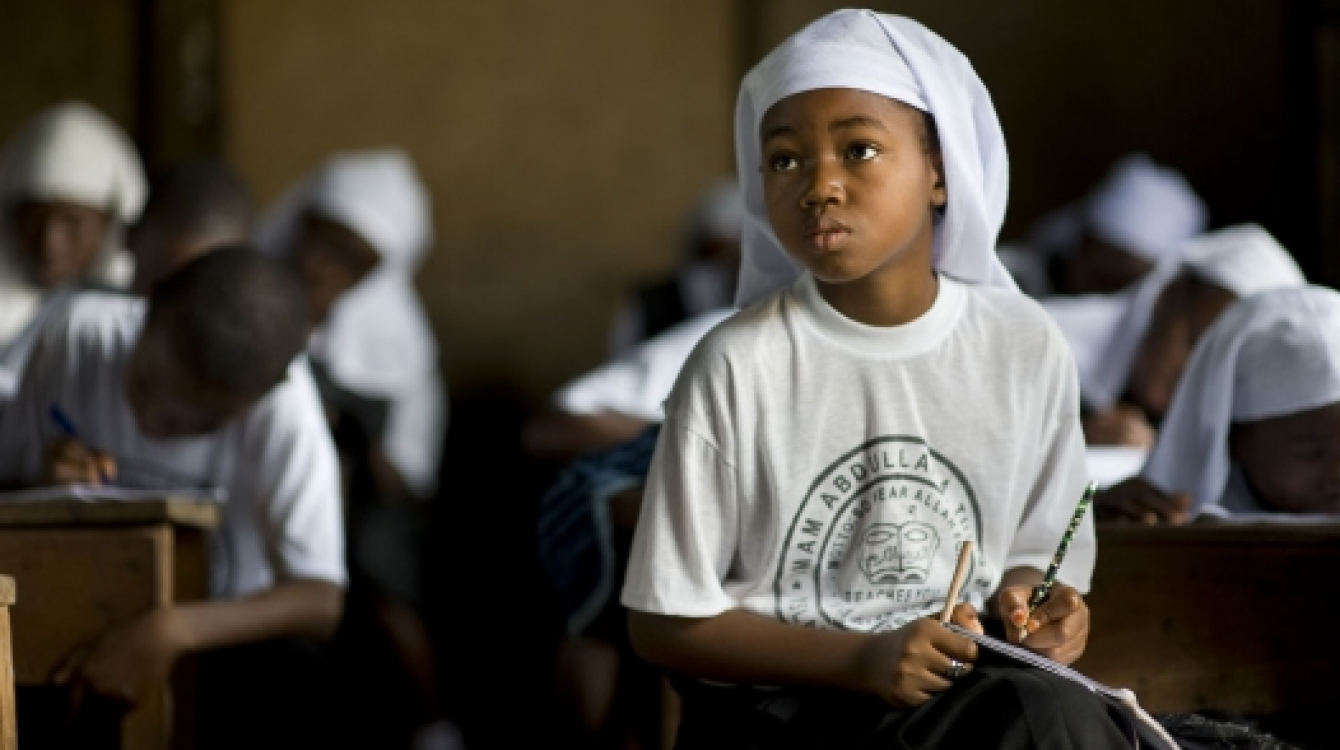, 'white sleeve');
1003,336,1096,594
382,368,447,498
242,363,347,586
620,415,739,617
0,319,65,483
